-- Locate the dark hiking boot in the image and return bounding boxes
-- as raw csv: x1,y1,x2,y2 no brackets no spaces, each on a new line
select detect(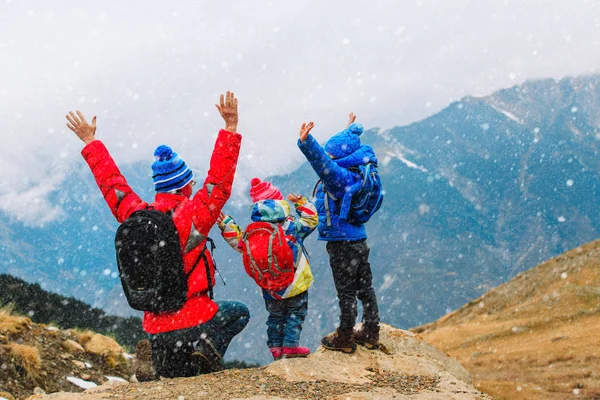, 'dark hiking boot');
135,339,156,382
320,328,356,353
353,323,380,350
191,337,224,374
